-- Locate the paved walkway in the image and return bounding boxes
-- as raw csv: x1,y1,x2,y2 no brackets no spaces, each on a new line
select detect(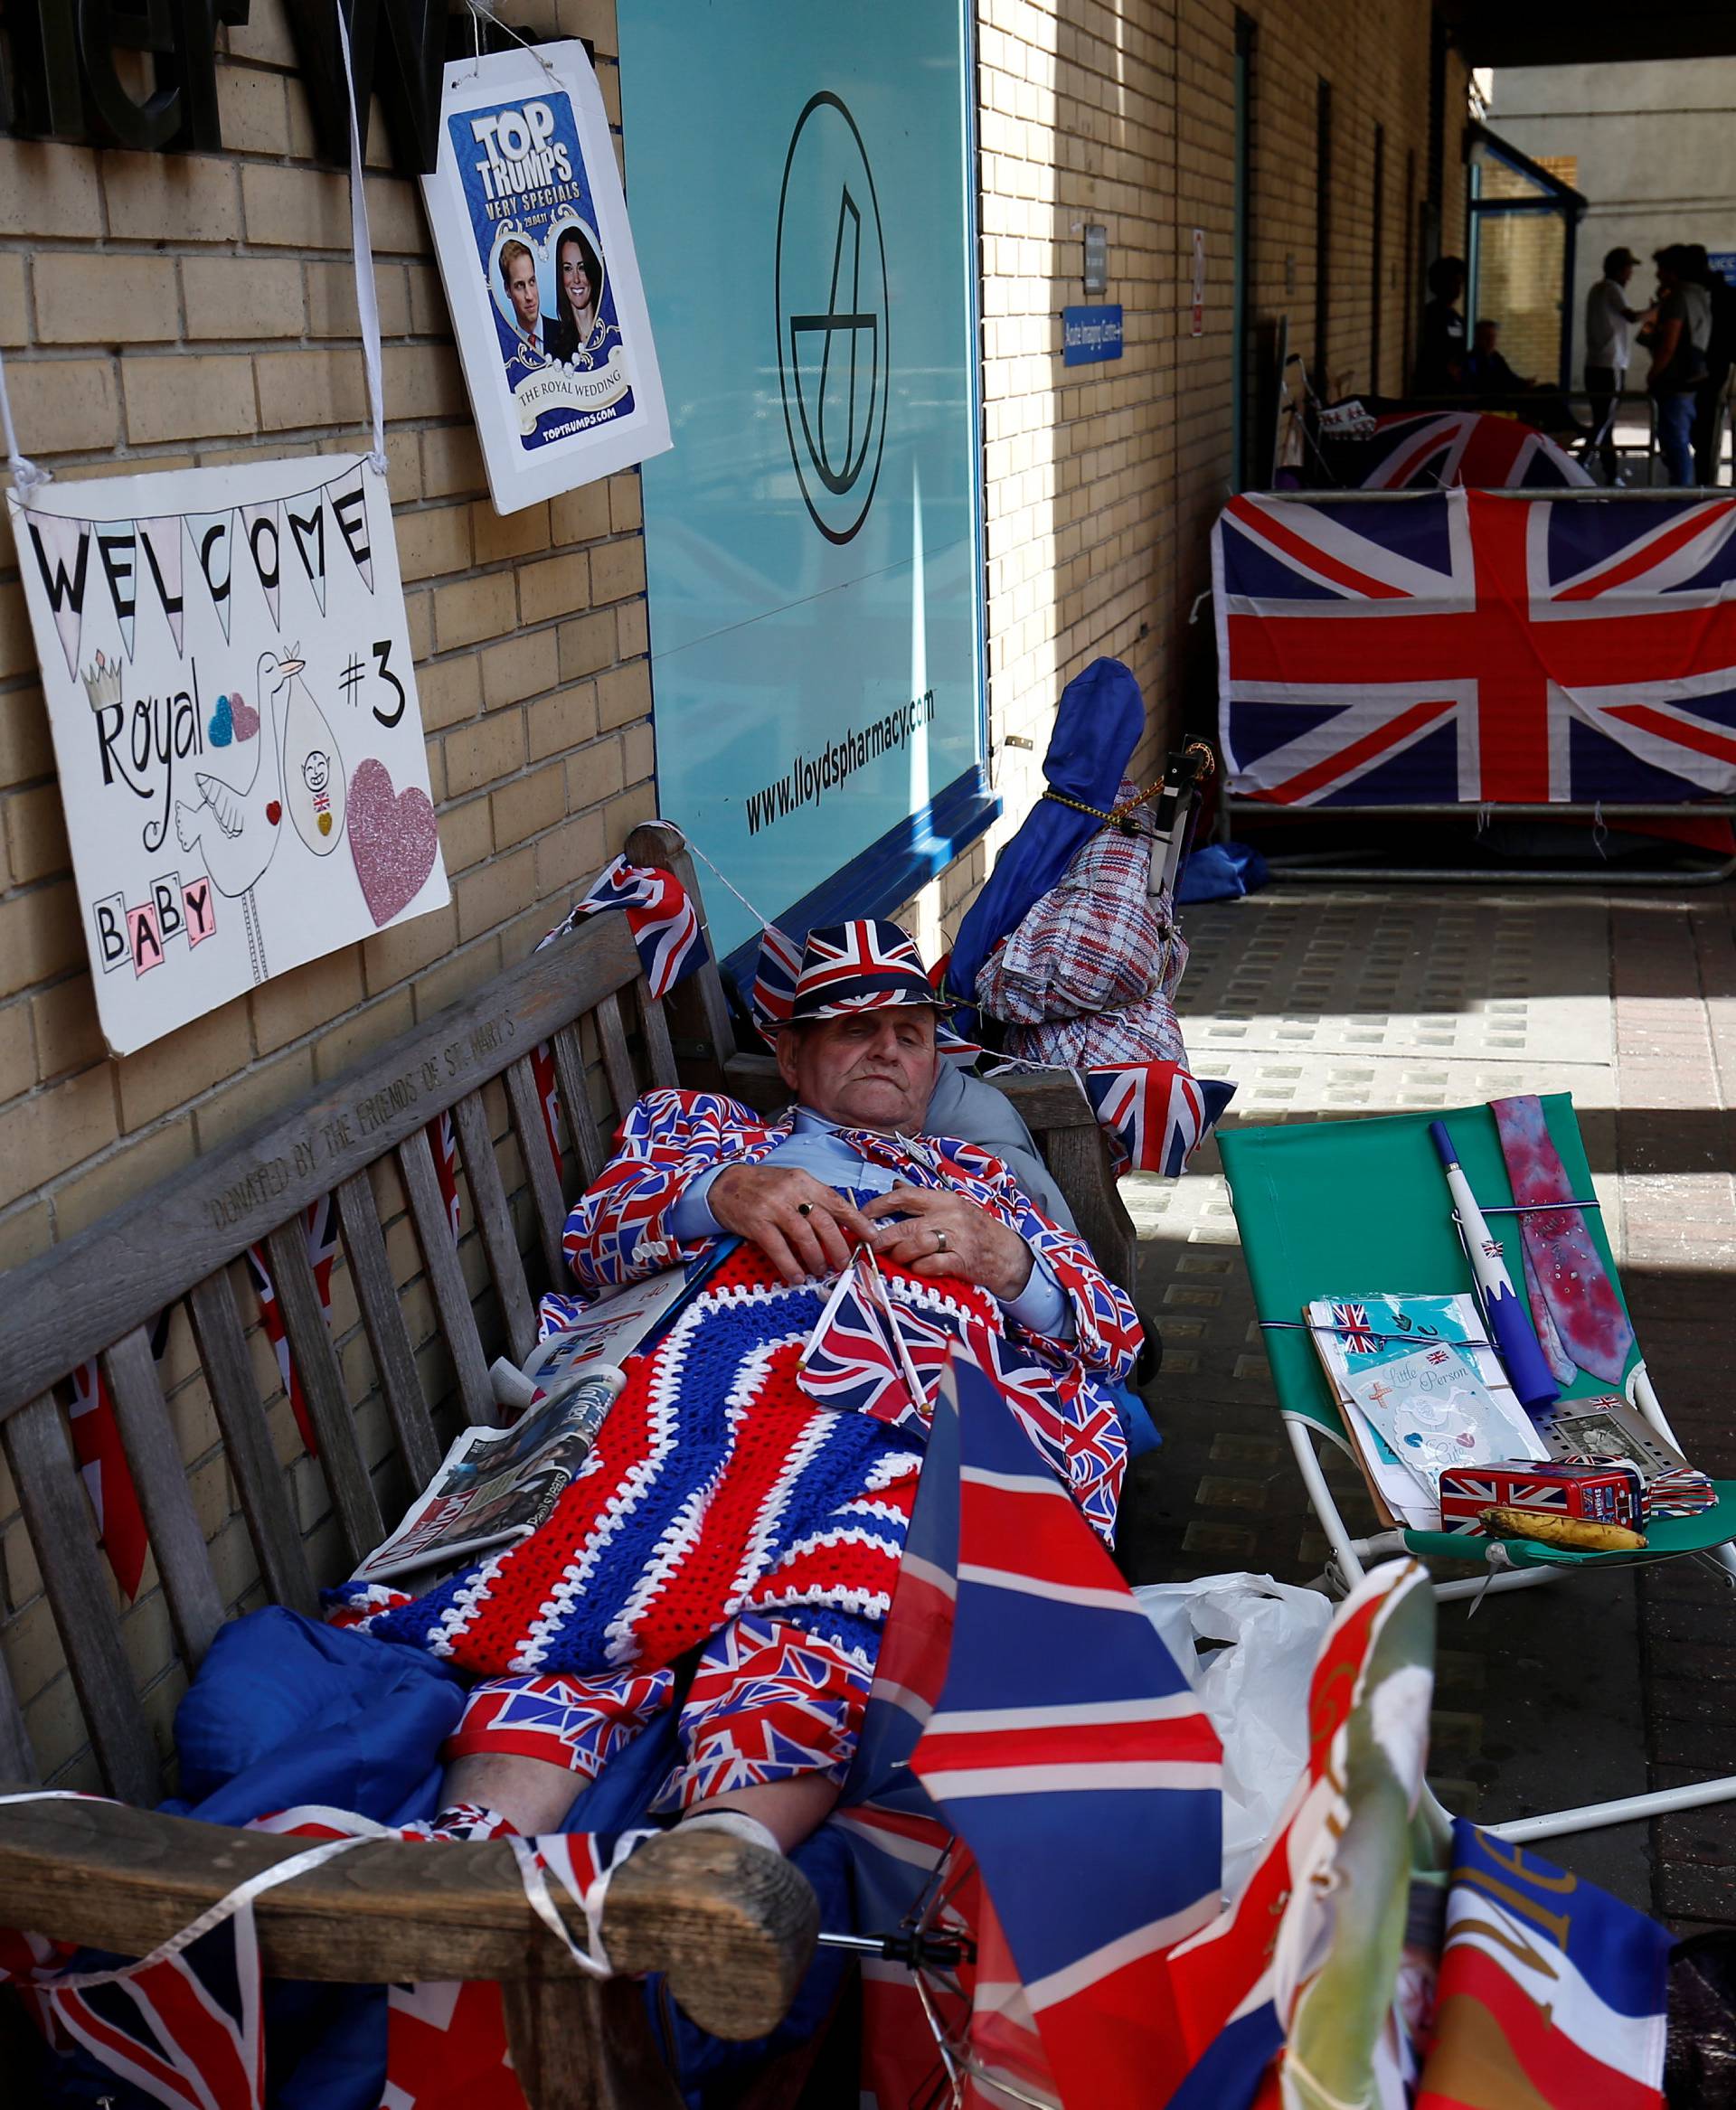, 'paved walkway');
1118,882,1736,1933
